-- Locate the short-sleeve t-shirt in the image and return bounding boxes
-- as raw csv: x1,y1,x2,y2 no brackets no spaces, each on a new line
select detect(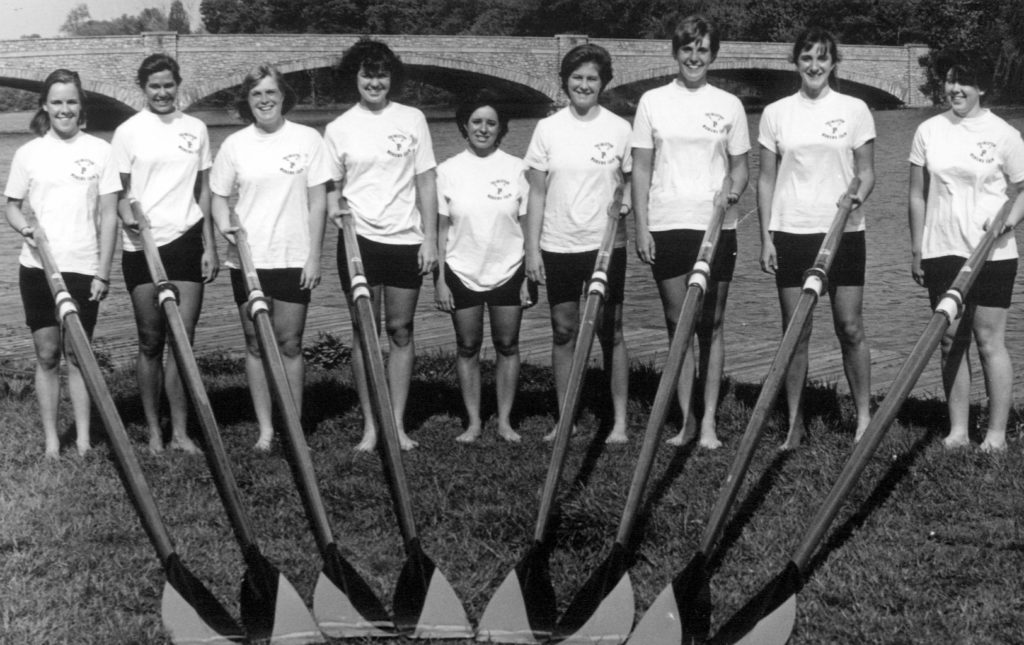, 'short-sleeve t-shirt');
111,109,212,250
909,109,1024,262
631,82,750,231
524,106,633,253
5,131,122,274
759,90,875,233
437,149,528,291
210,120,331,270
324,102,436,245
